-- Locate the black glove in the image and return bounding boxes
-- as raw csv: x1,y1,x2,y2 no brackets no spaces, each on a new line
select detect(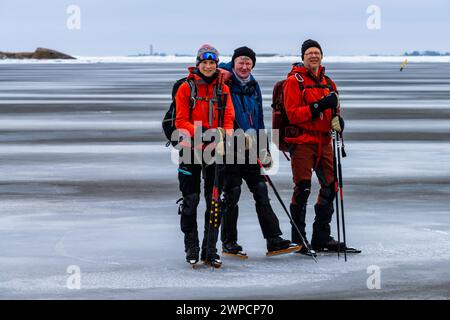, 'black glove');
309,92,339,119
